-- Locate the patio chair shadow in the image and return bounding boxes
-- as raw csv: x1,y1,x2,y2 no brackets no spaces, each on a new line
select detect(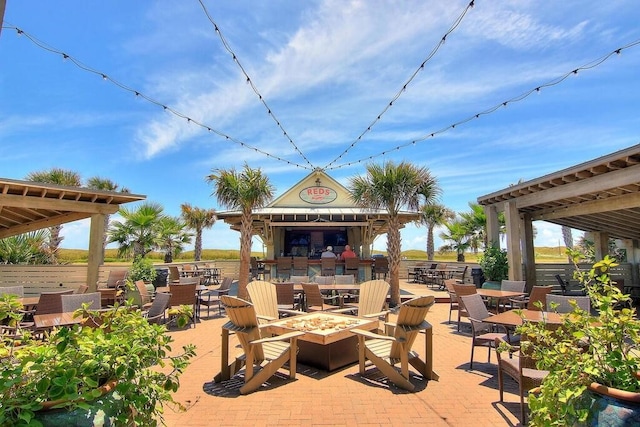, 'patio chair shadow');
344,367,429,394
202,370,298,398
201,362,339,398
491,401,523,427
